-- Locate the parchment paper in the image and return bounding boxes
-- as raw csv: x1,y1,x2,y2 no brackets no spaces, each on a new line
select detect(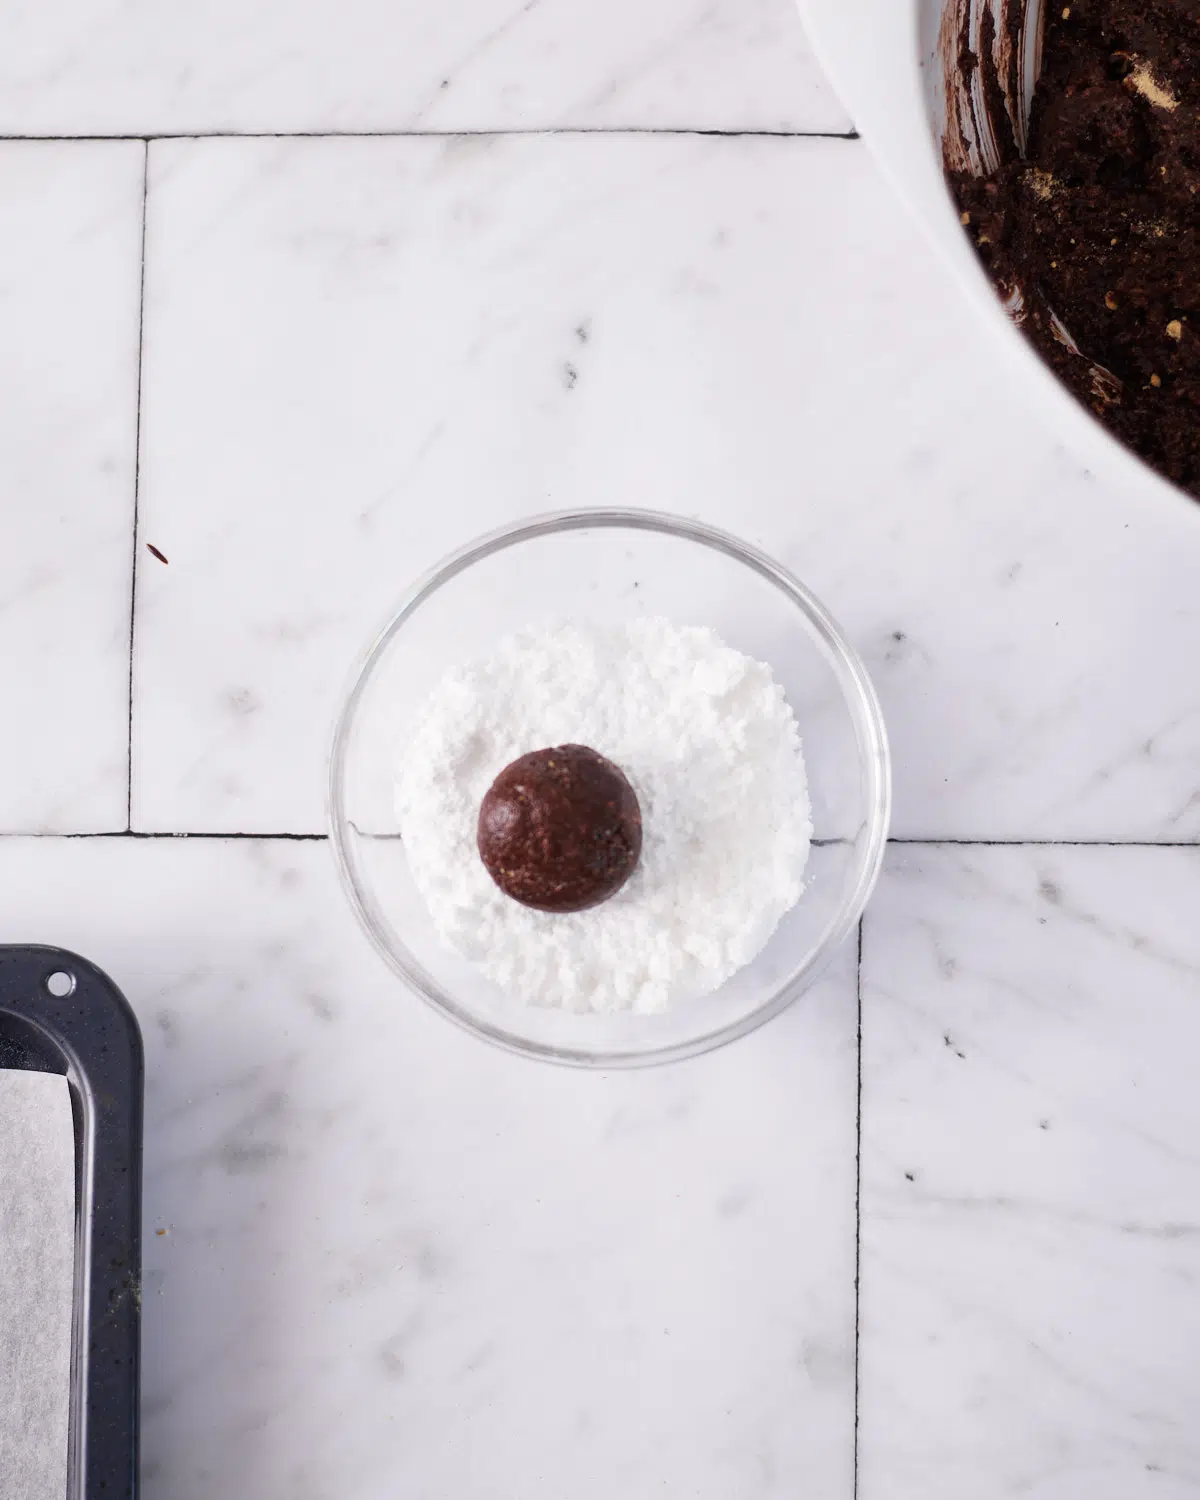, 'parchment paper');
0,1070,75,1500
